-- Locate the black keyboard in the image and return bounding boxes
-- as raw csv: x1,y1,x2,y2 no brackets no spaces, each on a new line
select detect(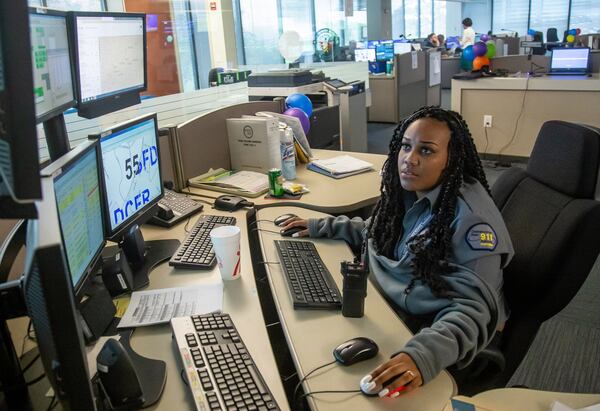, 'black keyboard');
274,240,342,310
169,215,236,269
171,313,280,411
150,189,204,227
